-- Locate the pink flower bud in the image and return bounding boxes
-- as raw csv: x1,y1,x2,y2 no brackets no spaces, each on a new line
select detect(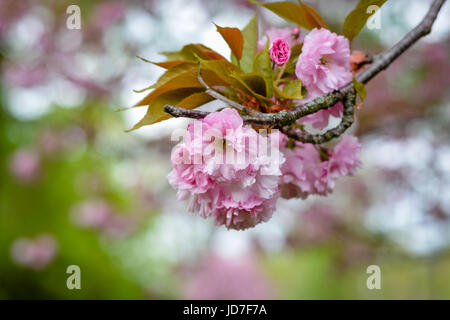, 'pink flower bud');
269,38,291,65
